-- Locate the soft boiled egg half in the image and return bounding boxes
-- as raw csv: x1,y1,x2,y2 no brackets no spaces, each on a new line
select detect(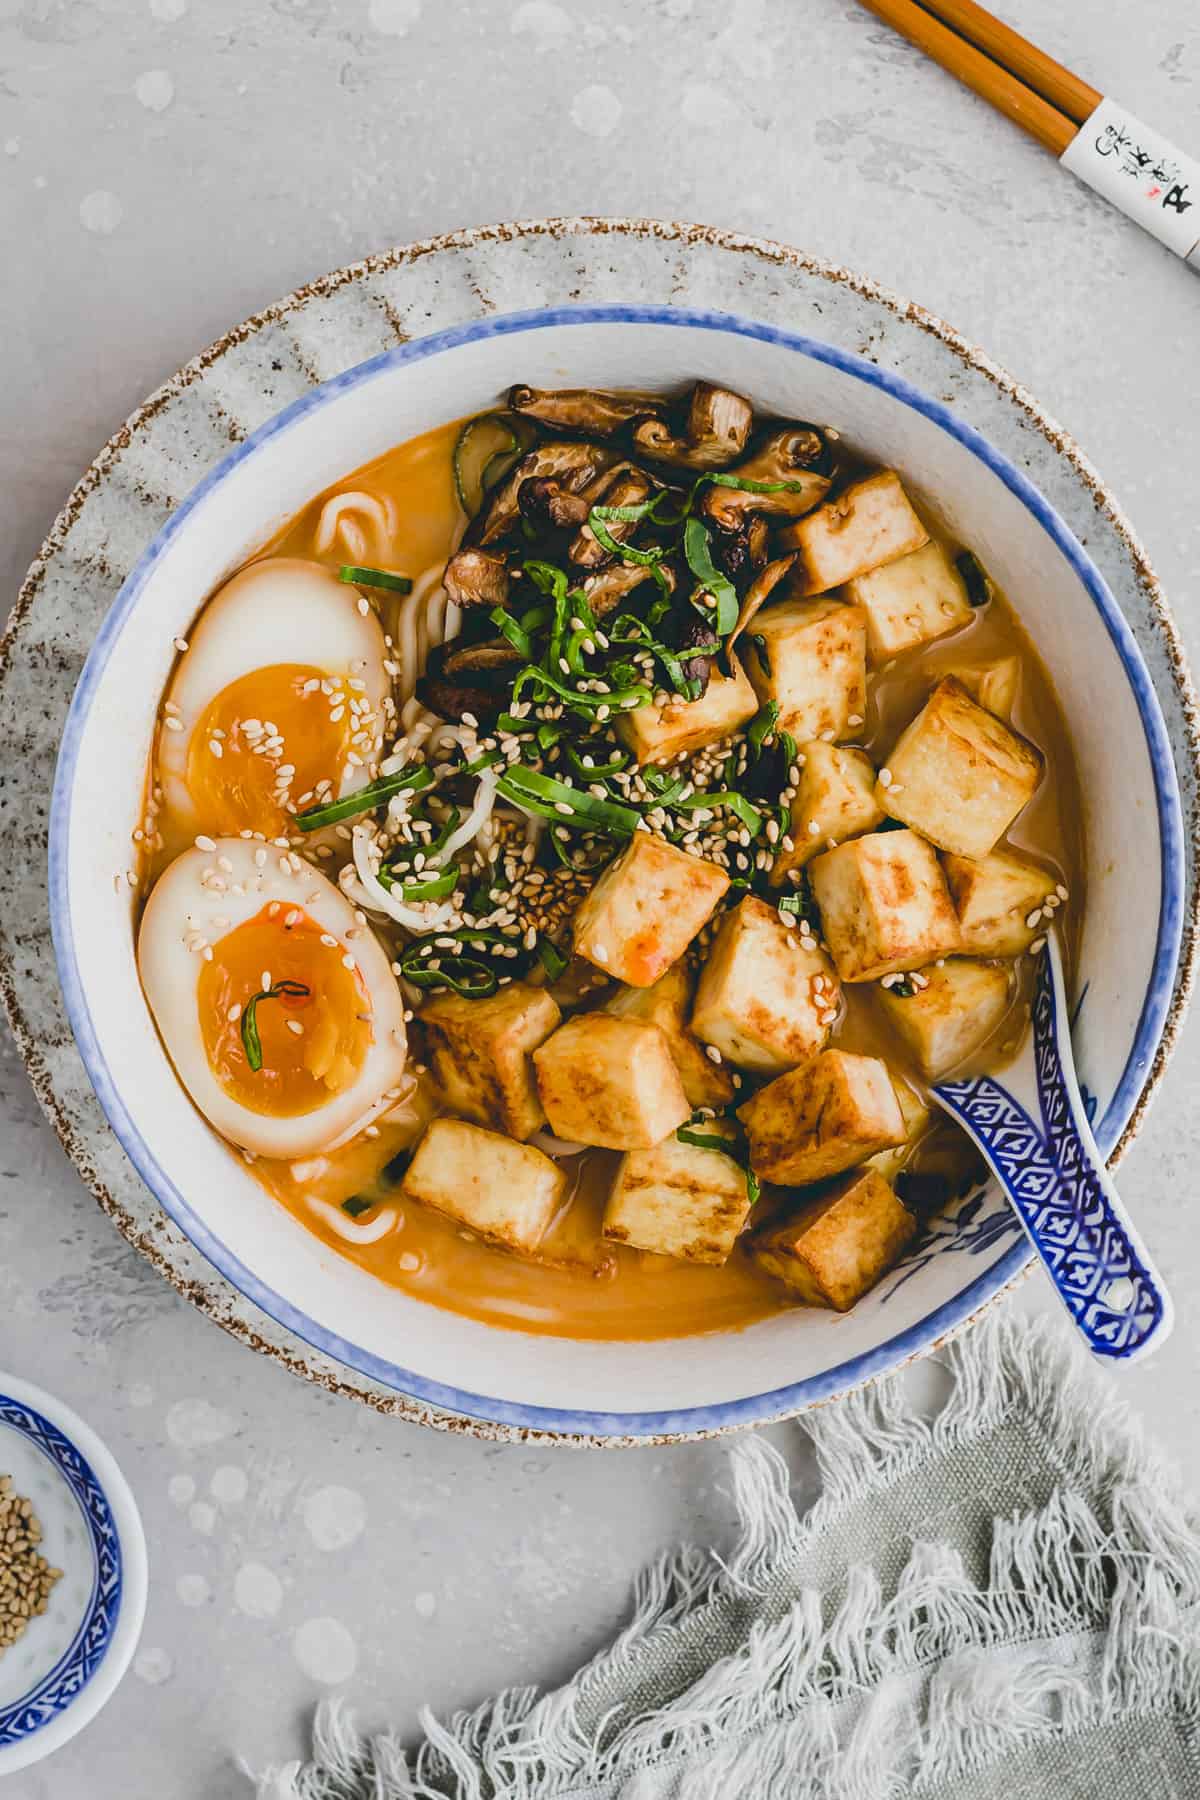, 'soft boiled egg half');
157,558,392,842
138,838,408,1158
